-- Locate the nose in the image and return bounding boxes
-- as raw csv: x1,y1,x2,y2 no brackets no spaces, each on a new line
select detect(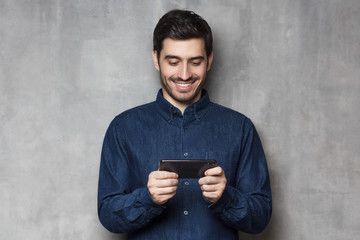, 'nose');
179,63,192,81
